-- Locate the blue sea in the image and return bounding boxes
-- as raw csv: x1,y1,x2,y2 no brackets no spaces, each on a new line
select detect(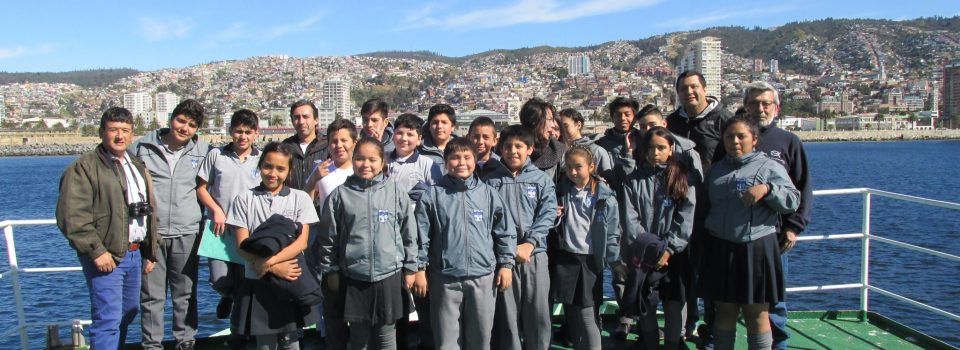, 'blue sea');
1,140,959,349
